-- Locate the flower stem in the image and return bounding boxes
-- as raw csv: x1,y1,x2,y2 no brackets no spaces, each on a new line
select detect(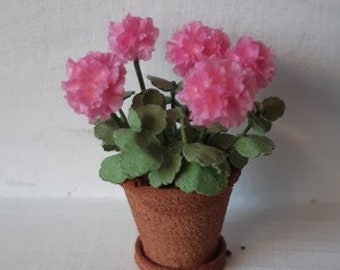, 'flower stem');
180,118,188,144
119,109,129,127
133,59,146,92
170,90,176,109
240,123,251,137
198,128,207,143
227,123,252,152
